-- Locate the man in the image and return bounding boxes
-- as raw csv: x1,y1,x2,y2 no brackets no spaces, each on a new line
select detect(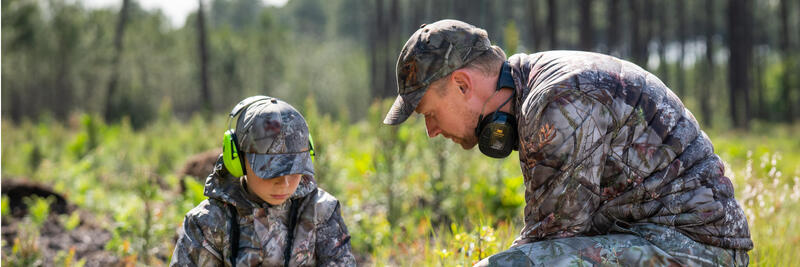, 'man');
383,19,752,266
